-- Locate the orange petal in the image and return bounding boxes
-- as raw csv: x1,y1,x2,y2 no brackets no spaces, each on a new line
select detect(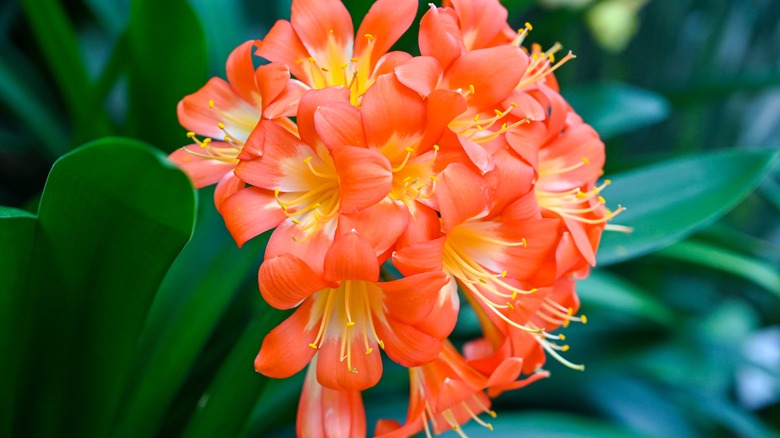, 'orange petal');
505,121,546,170
331,145,392,212
323,231,380,282
298,359,367,438
254,62,292,110
394,55,443,97
457,134,494,174
422,89,467,145
177,78,259,141
314,102,366,148
379,271,449,325
291,0,354,59
361,74,426,150
392,236,446,276
254,299,318,378
419,5,463,69
168,144,235,188
298,87,352,149
396,202,442,249
219,187,286,247
446,45,526,110
266,218,336,275
355,0,418,66
375,317,442,367
338,198,409,256
234,122,313,191
263,79,308,119
213,171,245,211
436,163,492,233
414,279,459,340
317,337,383,391
448,0,515,50
484,148,535,213
255,20,310,84
259,254,331,309
226,40,261,106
